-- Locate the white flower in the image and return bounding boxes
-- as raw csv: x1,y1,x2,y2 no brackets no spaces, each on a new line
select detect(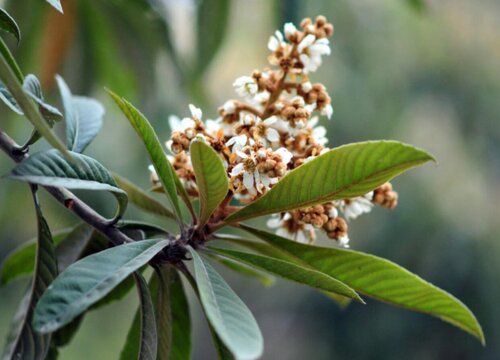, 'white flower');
321,104,333,119
205,118,222,135
337,235,350,248
267,213,315,244
168,115,195,132
255,117,281,144
230,152,260,196
226,134,249,153
268,30,285,51
284,23,298,39
275,147,293,165
189,104,202,120
308,117,328,146
298,35,331,73
302,81,313,93
342,192,374,220
328,206,338,219
233,76,258,98
254,91,270,104
223,100,236,114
